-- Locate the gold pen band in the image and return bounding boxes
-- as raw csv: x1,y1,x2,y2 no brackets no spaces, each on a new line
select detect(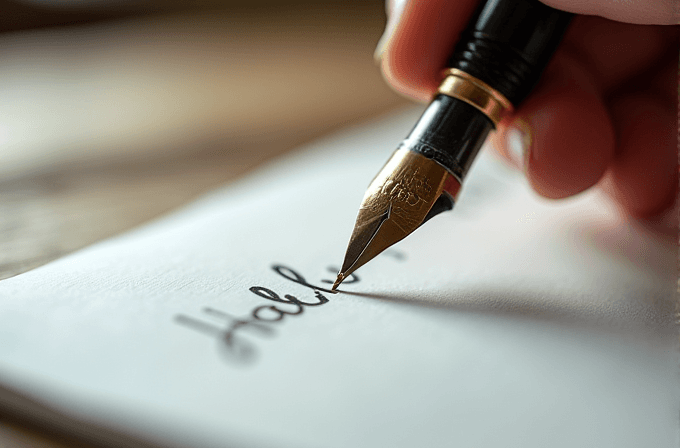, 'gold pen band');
437,68,513,126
